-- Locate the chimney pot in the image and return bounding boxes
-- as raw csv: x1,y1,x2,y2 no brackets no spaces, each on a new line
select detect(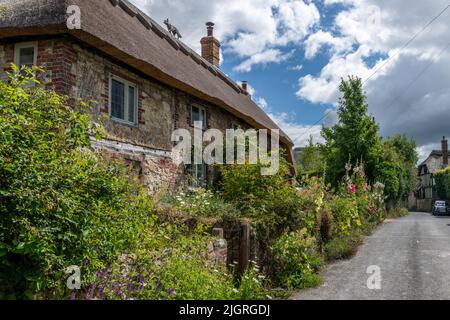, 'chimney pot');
242,81,248,93
206,22,215,36
201,22,221,67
